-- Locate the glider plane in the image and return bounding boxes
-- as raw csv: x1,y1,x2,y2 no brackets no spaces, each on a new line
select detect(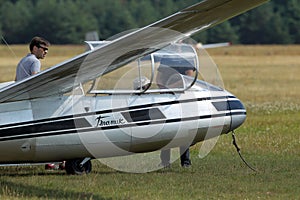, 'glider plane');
0,0,268,174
